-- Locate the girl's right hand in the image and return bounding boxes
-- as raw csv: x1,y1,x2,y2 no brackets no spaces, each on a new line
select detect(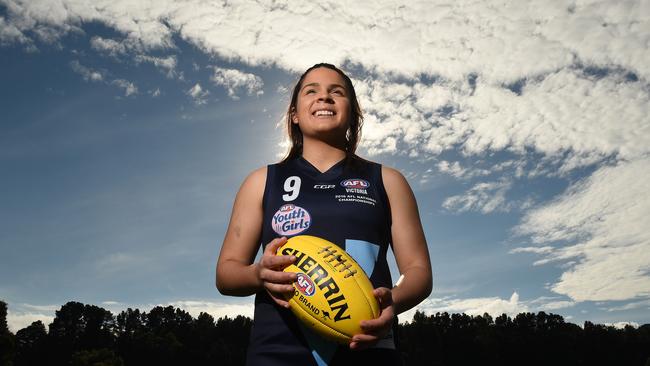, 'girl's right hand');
257,237,297,308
